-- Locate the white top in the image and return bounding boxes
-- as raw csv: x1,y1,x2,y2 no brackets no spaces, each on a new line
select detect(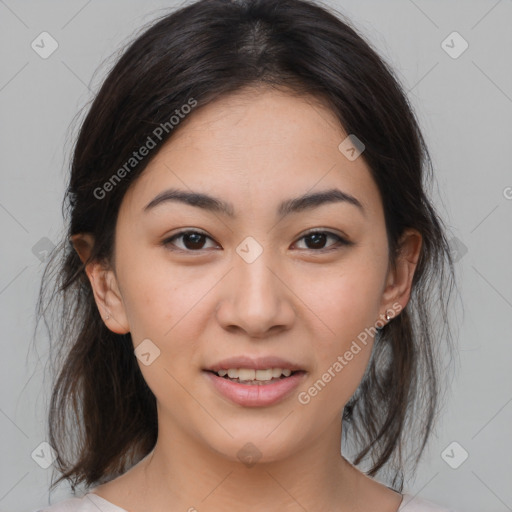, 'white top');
33,492,460,511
